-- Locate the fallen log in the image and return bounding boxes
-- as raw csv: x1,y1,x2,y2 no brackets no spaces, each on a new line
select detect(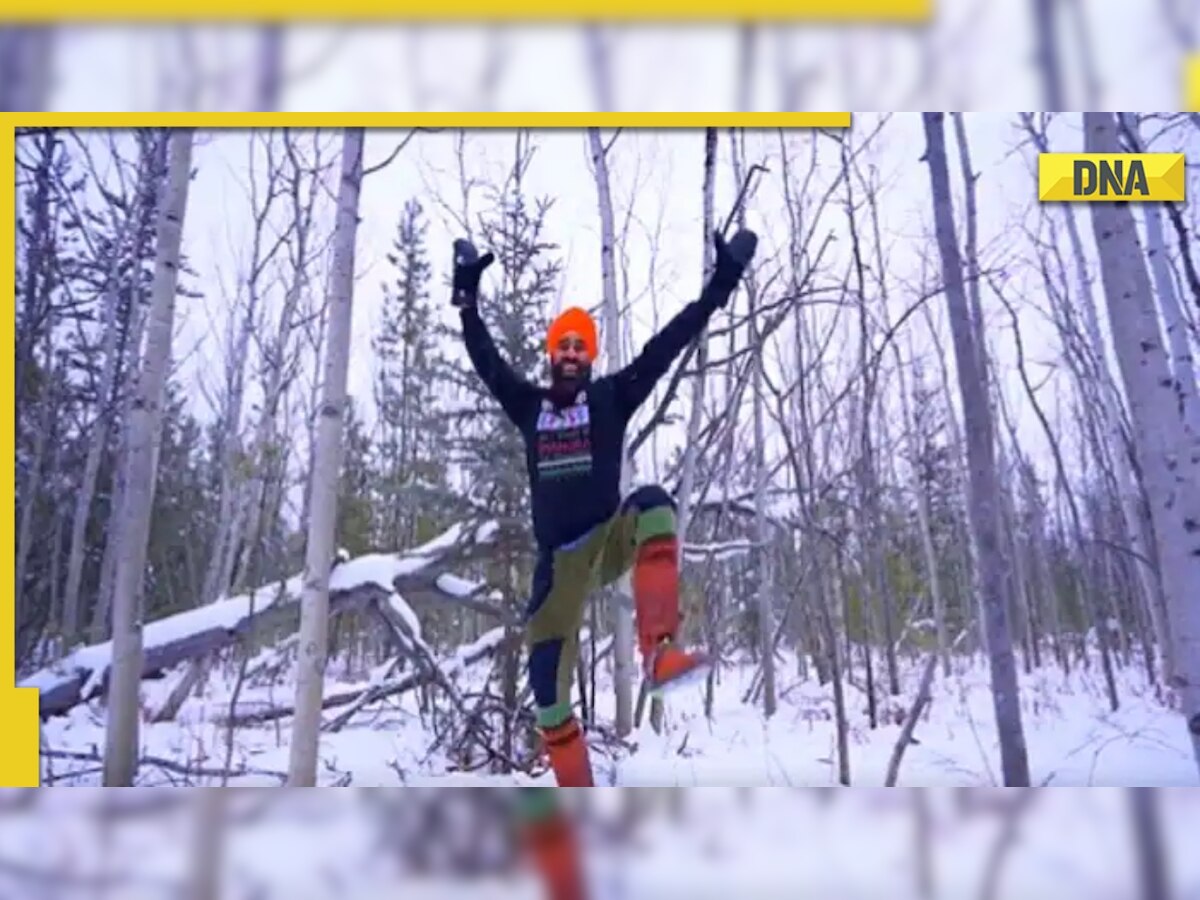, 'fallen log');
23,519,515,719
